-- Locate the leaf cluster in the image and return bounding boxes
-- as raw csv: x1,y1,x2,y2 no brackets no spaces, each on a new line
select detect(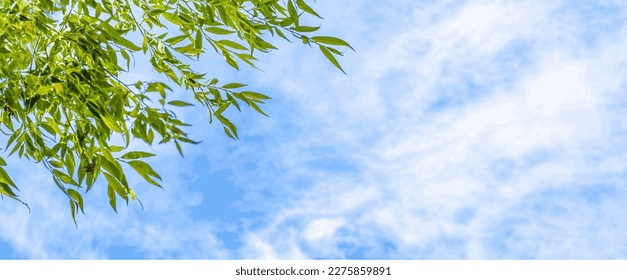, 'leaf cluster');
0,0,352,224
